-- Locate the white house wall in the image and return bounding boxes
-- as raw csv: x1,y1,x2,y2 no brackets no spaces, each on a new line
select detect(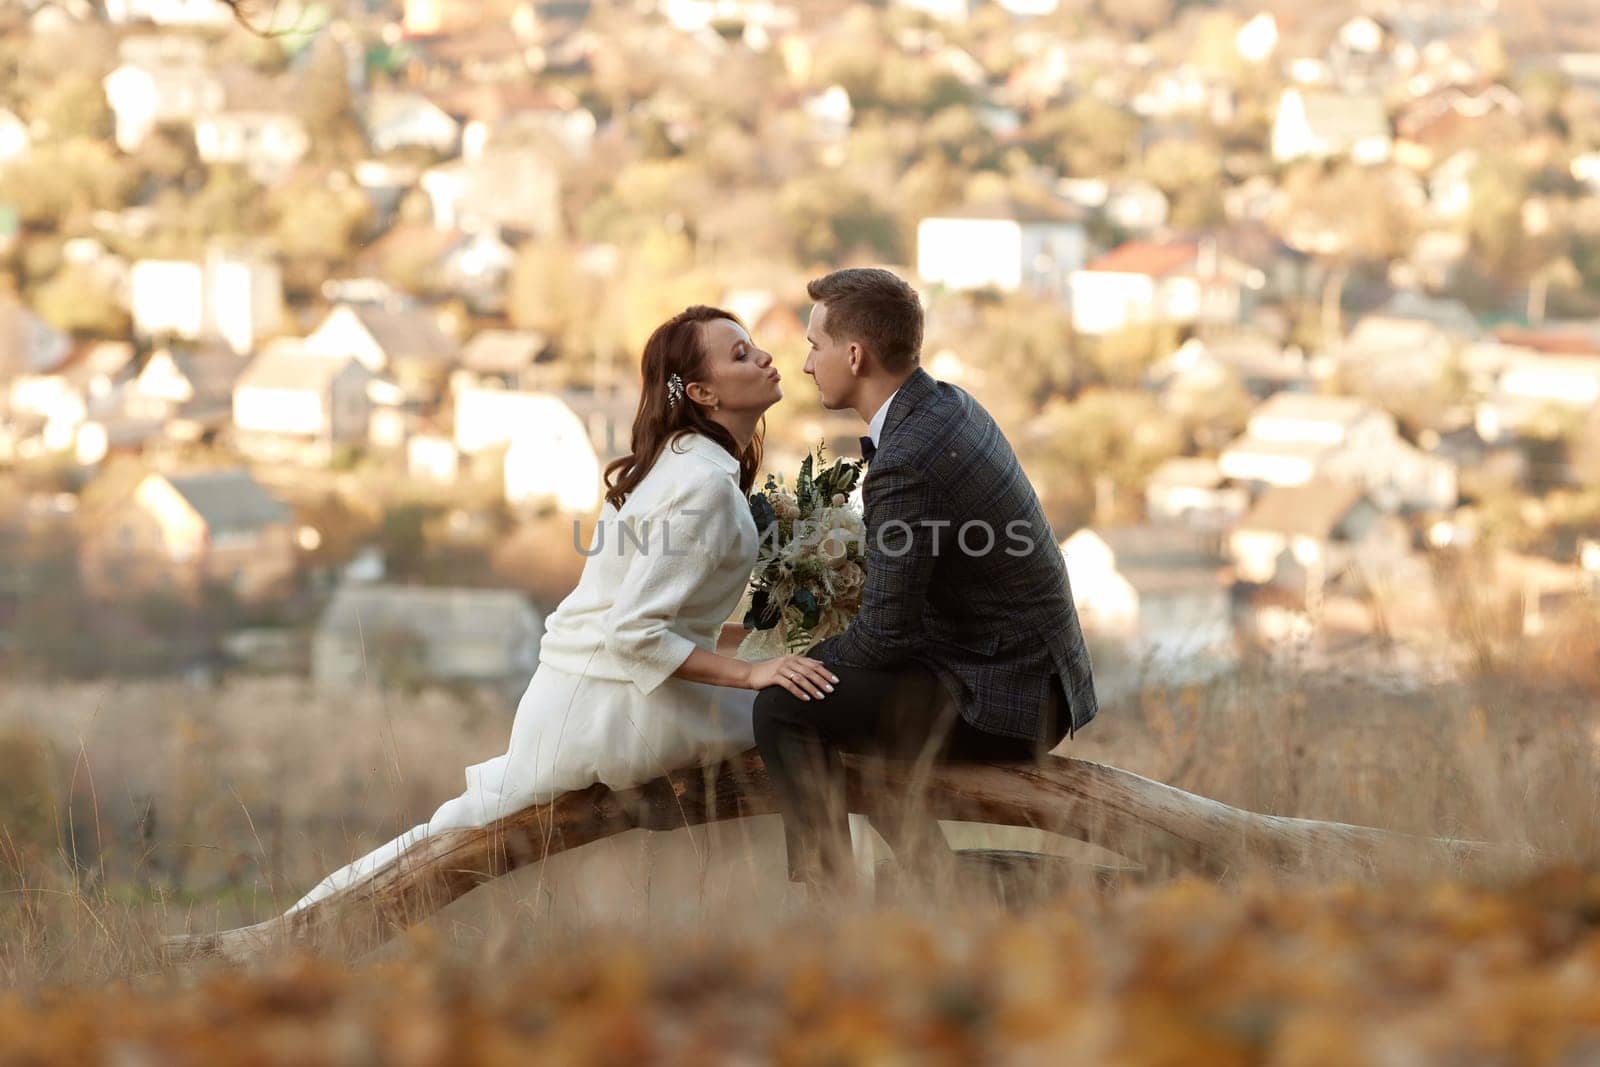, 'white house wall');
917,218,1024,292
